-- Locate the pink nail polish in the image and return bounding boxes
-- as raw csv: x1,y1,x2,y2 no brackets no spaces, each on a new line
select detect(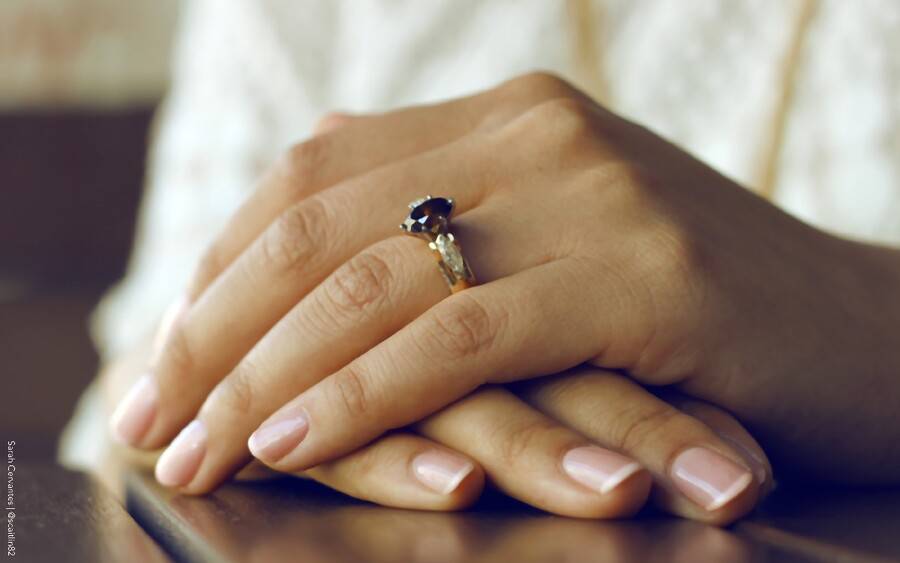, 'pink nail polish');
671,447,754,511
412,451,475,495
715,432,769,486
151,295,189,362
562,446,643,494
155,420,207,488
247,408,309,463
109,374,159,446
